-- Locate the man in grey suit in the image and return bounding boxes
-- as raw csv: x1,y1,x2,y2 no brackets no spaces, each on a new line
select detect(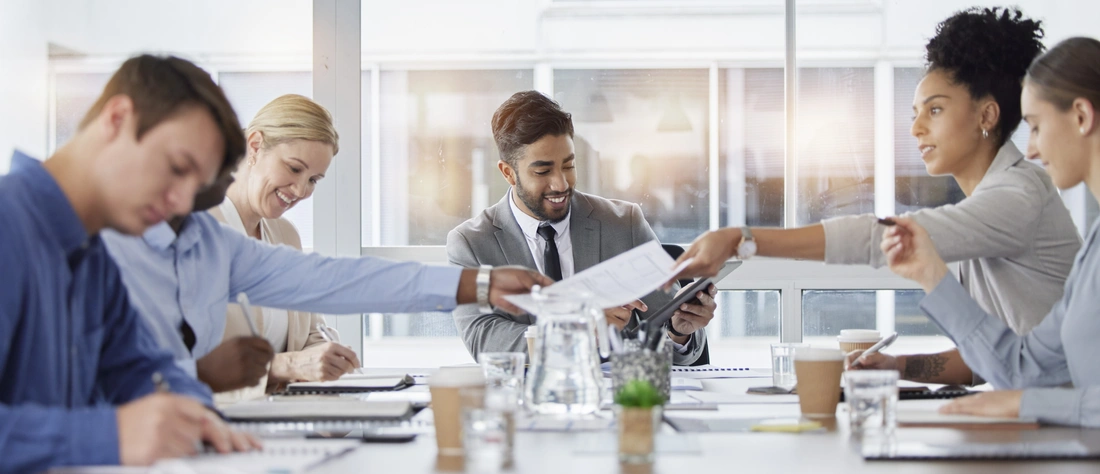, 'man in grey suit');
448,91,715,365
